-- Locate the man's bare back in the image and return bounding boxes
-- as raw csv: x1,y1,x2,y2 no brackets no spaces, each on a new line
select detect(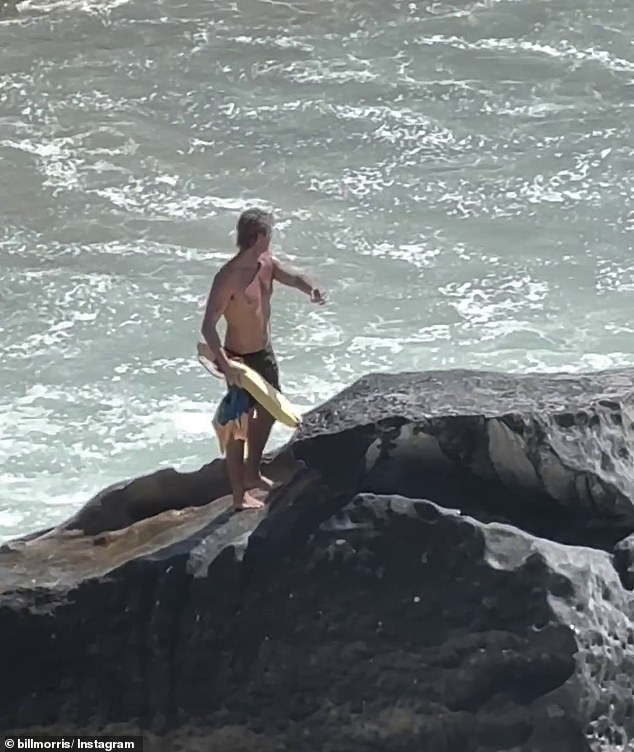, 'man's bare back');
201,208,326,511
